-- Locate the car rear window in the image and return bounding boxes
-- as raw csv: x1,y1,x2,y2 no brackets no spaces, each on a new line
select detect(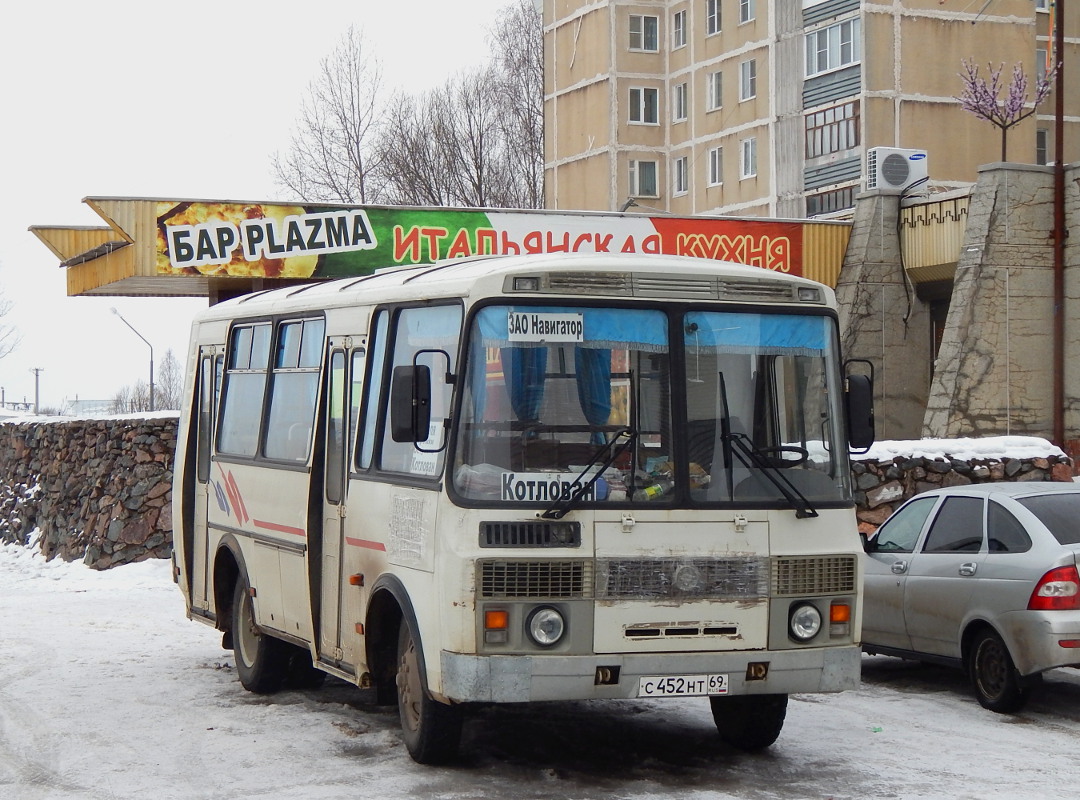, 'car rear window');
1016,494,1080,545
